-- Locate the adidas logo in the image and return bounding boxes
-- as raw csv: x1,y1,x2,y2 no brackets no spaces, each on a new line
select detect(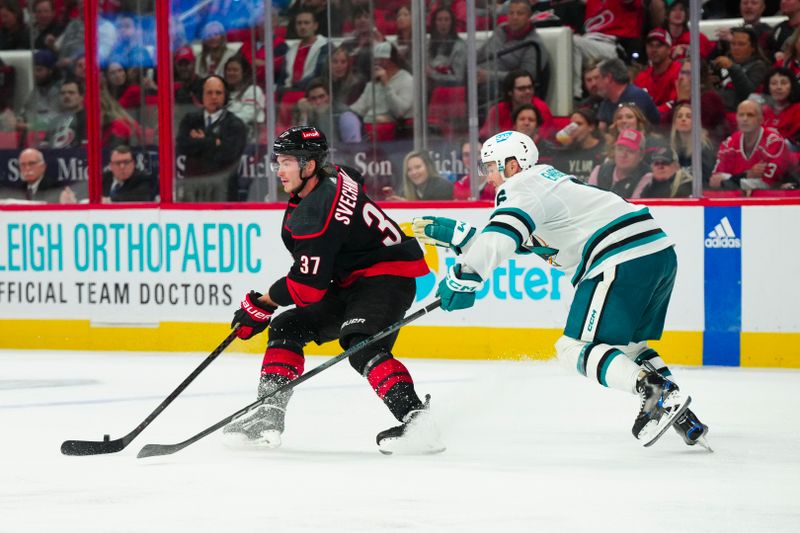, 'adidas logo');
705,216,741,248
